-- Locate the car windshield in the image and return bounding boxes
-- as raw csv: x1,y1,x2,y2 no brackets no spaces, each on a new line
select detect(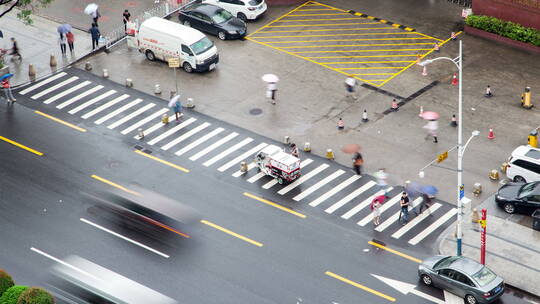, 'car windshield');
249,0,263,5
433,256,461,270
211,9,233,23
190,37,214,55
472,266,497,286
518,182,539,198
